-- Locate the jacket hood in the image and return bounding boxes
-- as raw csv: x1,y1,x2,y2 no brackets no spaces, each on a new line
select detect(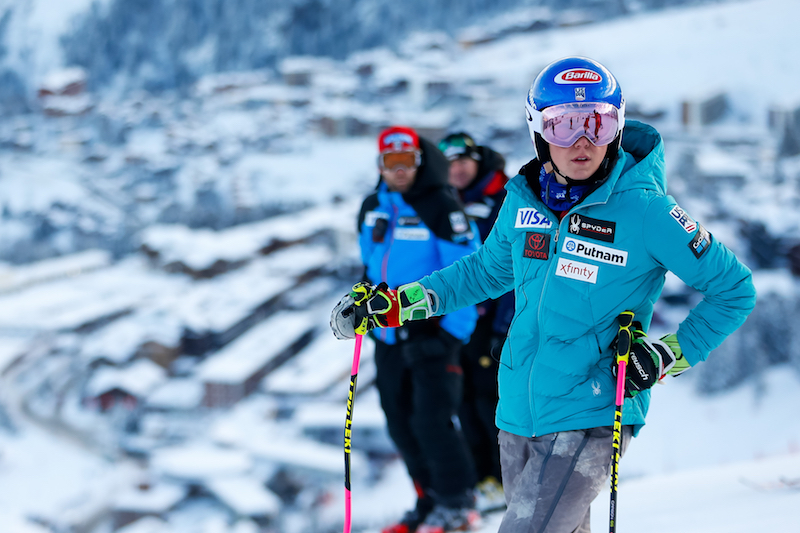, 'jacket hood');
475,146,506,181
